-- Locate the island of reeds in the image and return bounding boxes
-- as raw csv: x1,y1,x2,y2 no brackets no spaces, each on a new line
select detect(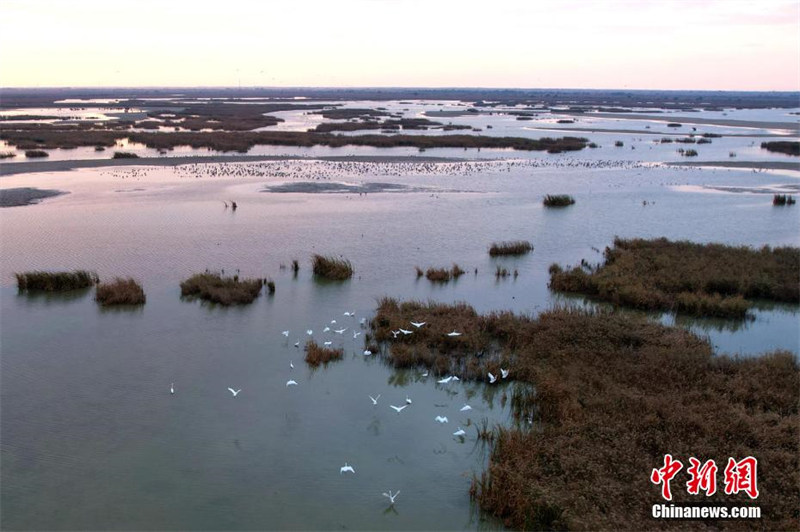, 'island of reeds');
548,237,800,318
179,272,263,305
95,278,146,306
304,340,344,367
773,194,797,206
421,264,465,283
312,254,353,280
488,240,533,256
368,297,799,531
543,194,575,207
15,270,98,291
761,141,800,156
